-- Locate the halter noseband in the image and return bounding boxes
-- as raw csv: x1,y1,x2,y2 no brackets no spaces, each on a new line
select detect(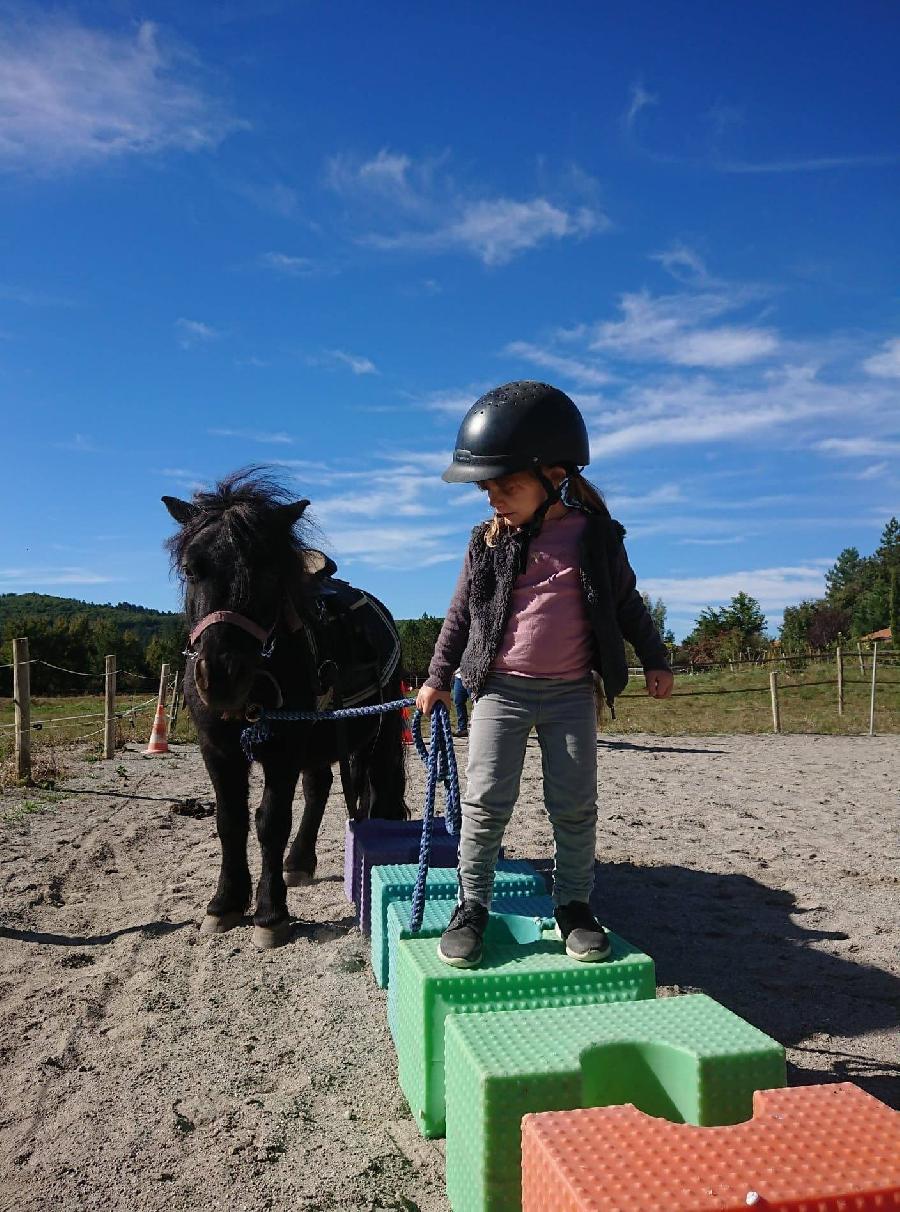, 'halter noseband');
186,611,276,658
